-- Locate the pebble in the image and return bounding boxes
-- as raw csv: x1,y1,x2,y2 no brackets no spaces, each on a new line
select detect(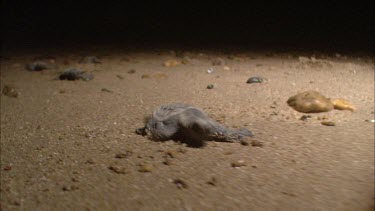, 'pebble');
207,84,214,89
108,165,128,174
116,75,124,79
163,157,172,165
128,69,136,74
246,77,264,84
59,68,94,81
207,68,214,74
163,59,181,67
300,115,312,121
26,61,48,71
231,160,247,167
79,56,101,64
3,166,12,171
240,139,249,146
212,57,225,66
365,119,375,123
321,121,335,126
173,179,188,189
207,176,217,186
251,139,263,147
165,150,176,158
115,151,133,159
223,66,231,71
86,159,95,164
138,164,152,173
62,185,79,191
2,85,18,98
141,74,150,79
101,88,113,93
